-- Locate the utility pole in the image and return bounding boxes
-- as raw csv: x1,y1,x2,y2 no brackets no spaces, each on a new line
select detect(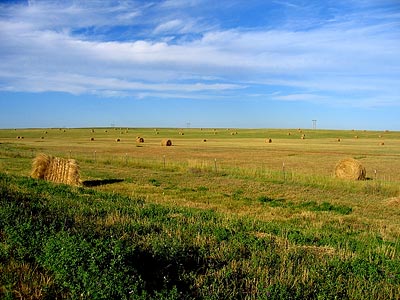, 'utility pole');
312,120,317,130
